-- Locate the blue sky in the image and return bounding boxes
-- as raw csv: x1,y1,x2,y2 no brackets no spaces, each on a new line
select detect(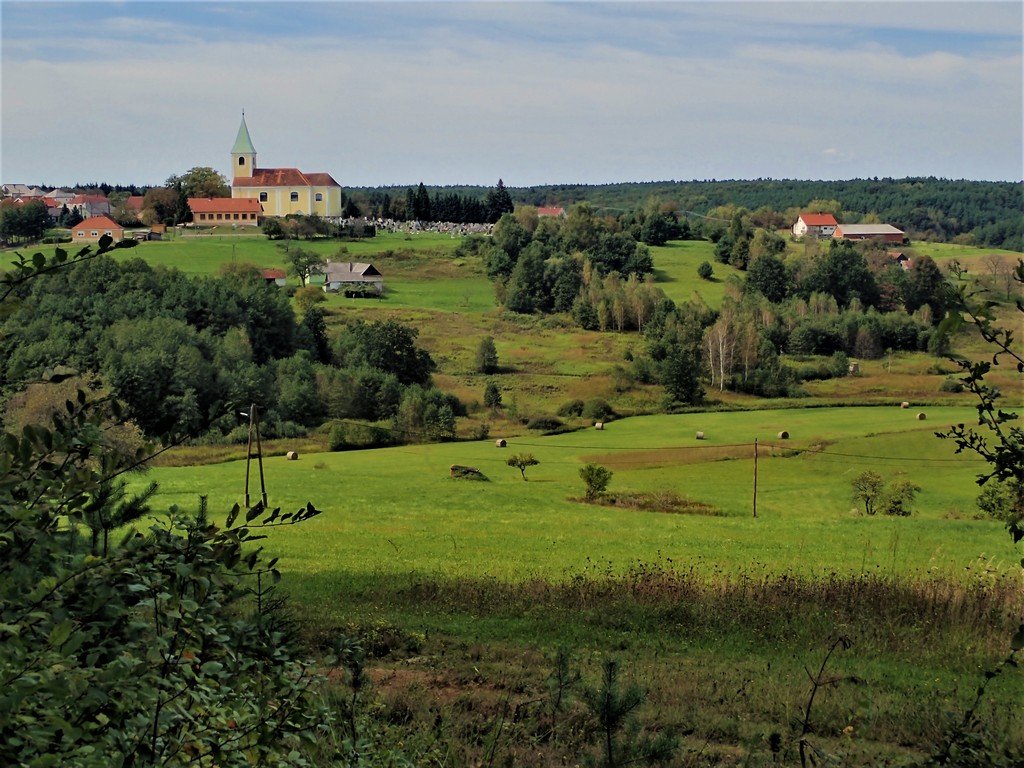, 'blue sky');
2,2,1021,186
